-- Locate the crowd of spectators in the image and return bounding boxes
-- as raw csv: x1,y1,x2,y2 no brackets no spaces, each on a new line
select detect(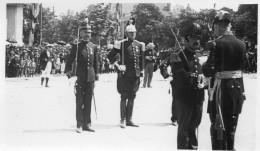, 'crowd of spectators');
5,44,70,78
